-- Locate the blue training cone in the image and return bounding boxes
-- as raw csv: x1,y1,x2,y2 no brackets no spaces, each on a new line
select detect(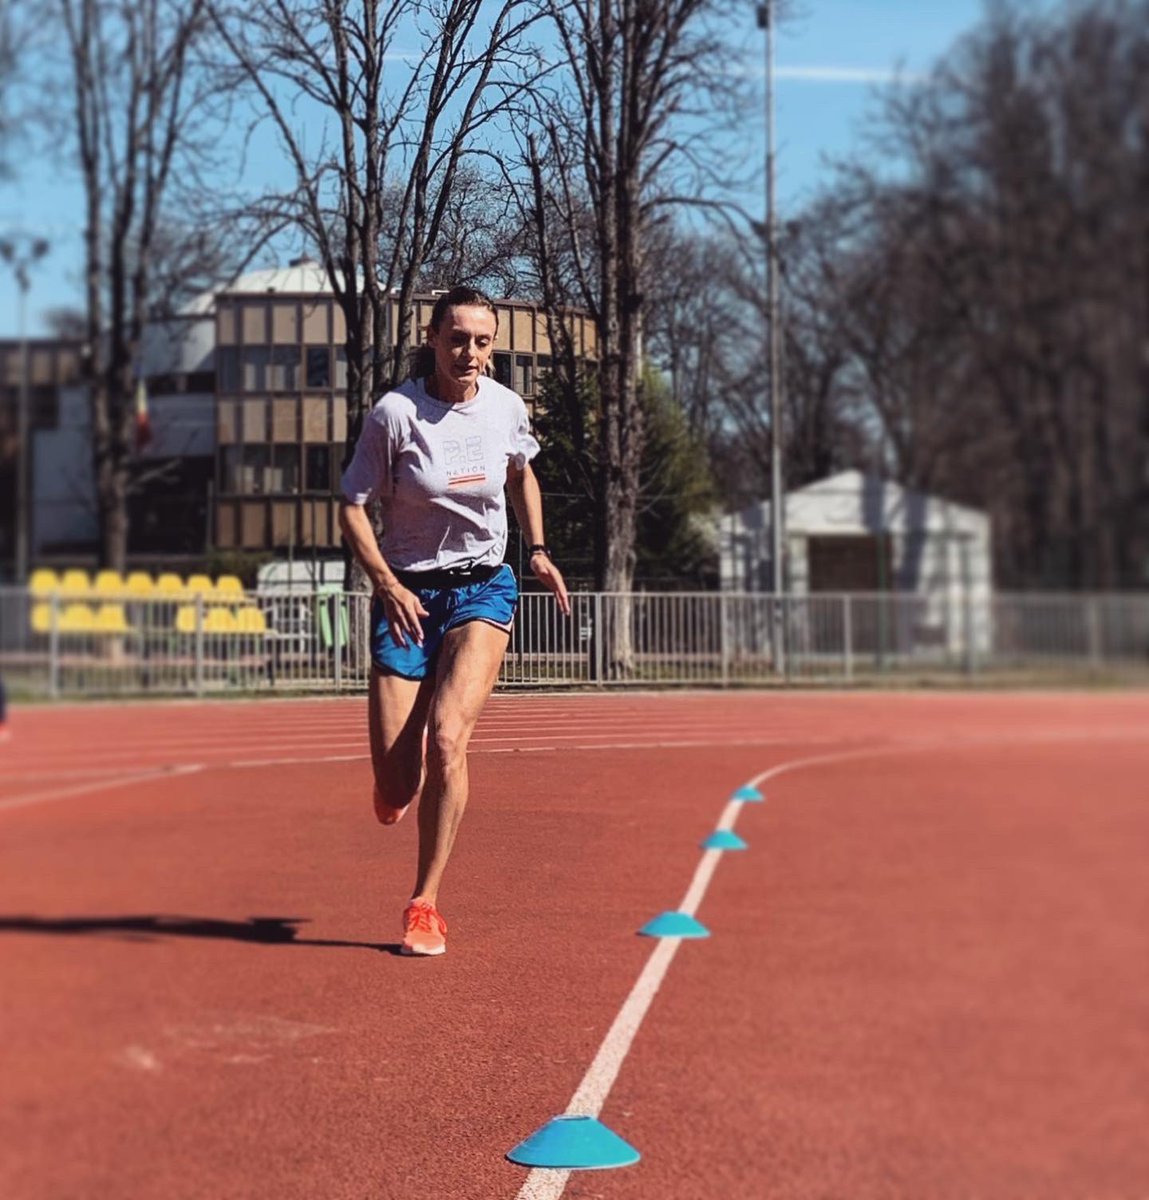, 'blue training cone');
506,1115,640,1169
732,785,764,802
638,910,710,938
702,829,748,851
